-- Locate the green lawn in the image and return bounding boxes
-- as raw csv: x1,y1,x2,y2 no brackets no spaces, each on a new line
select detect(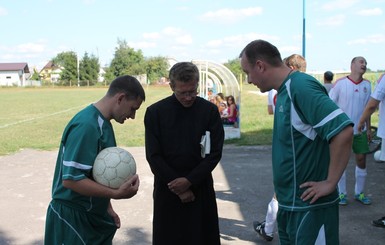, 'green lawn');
0,83,378,156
